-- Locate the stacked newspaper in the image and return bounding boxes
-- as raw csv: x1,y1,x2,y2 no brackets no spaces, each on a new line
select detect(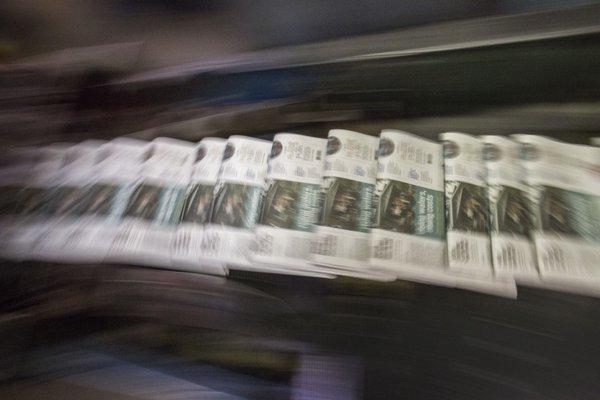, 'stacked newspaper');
0,147,41,258
8,131,598,299
251,133,333,277
482,136,538,283
3,144,69,260
109,137,196,267
201,136,271,269
441,132,492,274
171,138,228,275
312,129,392,280
441,132,516,297
64,138,149,263
513,135,600,295
0,148,37,217
30,140,105,261
370,130,450,286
